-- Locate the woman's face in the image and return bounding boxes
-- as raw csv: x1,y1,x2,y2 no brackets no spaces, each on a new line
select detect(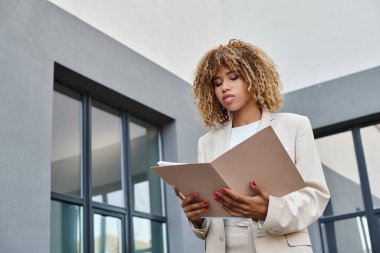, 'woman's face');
213,66,255,113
